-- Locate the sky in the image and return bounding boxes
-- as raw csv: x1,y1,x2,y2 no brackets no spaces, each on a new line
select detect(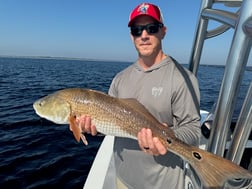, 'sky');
0,0,251,65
